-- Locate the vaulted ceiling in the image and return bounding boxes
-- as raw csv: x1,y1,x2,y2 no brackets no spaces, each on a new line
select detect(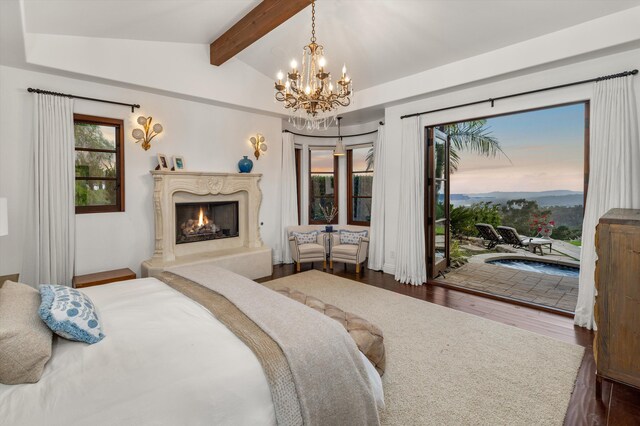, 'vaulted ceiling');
3,0,640,121
22,0,640,90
